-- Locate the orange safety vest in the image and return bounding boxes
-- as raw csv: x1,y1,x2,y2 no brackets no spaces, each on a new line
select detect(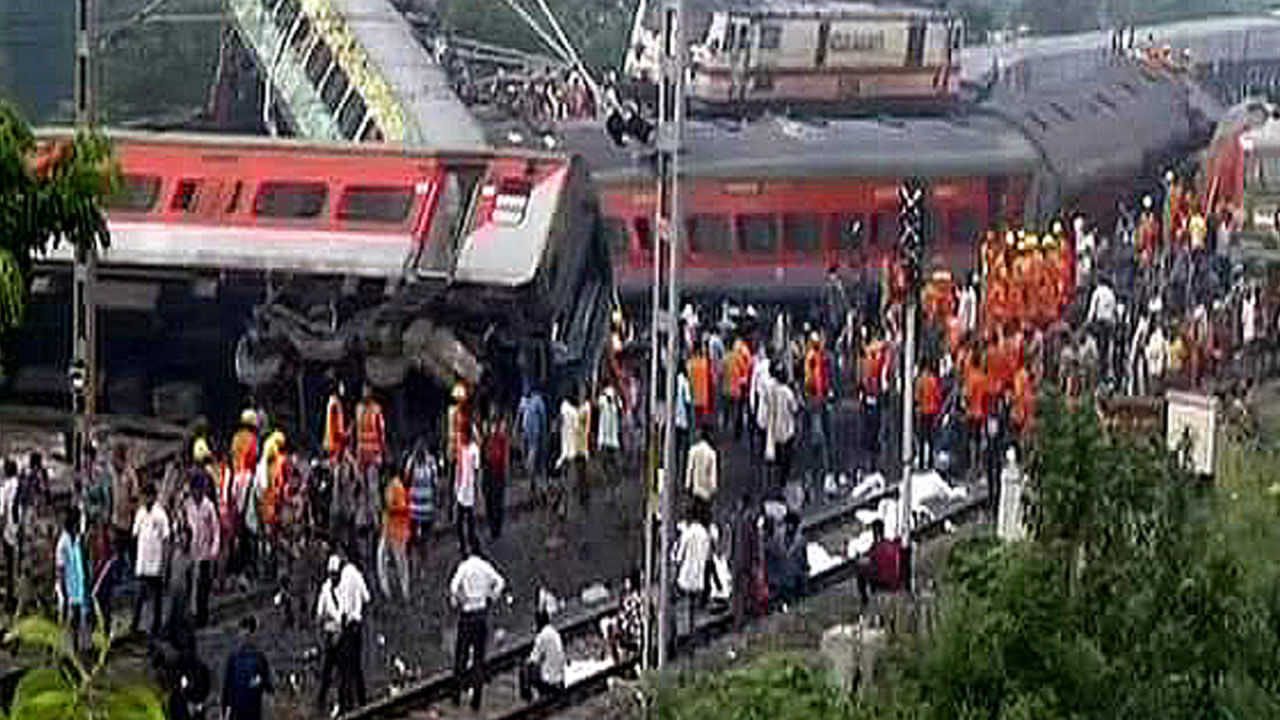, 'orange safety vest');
965,367,990,421
804,346,828,401
324,394,346,460
916,373,942,417
730,341,753,399
230,429,257,477
688,355,712,415
1012,368,1035,433
356,401,386,466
